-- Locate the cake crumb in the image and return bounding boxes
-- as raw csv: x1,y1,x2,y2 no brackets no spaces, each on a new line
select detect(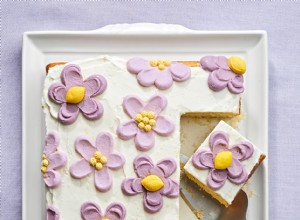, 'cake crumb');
193,209,204,219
